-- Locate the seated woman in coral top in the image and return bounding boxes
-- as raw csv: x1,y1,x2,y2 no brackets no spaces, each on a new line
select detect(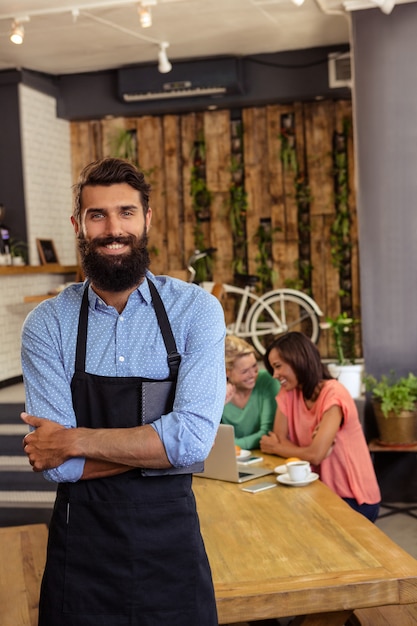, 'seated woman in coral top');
260,332,381,522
